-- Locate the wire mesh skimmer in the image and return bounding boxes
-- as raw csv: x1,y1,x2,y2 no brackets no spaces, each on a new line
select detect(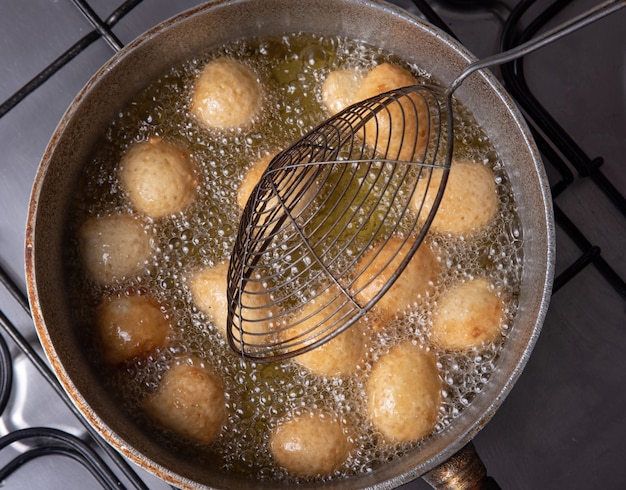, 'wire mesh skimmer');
226,0,625,361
